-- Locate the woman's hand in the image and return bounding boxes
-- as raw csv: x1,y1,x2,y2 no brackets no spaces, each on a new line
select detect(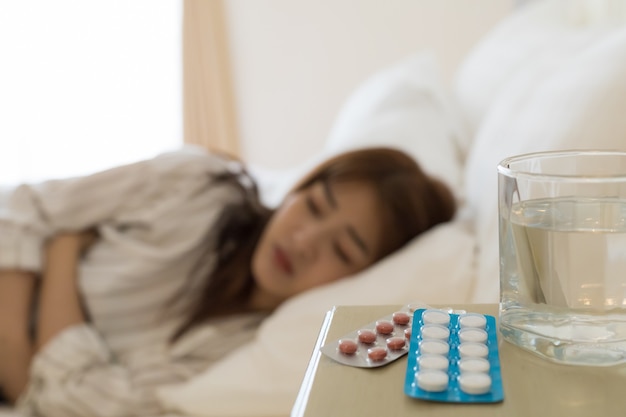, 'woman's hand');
46,229,99,257
75,228,100,253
